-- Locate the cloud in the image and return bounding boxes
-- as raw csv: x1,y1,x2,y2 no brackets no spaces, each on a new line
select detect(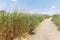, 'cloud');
49,5,56,10
0,8,3,10
48,5,56,12
52,5,56,9
49,10,55,13
11,0,17,2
